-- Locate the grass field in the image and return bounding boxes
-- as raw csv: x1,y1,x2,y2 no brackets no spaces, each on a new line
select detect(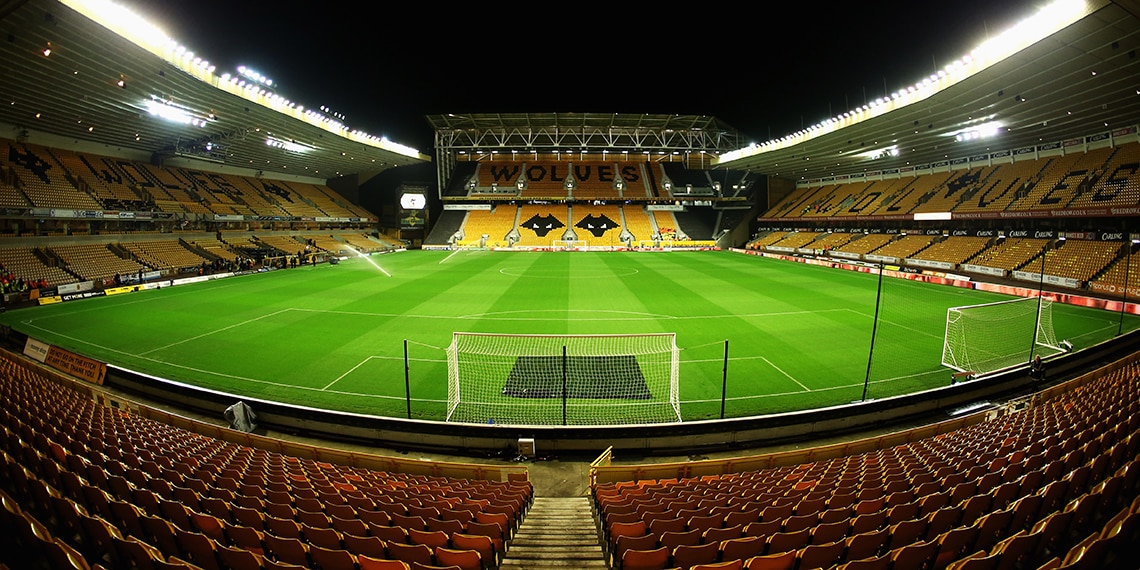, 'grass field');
3,249,1135,424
